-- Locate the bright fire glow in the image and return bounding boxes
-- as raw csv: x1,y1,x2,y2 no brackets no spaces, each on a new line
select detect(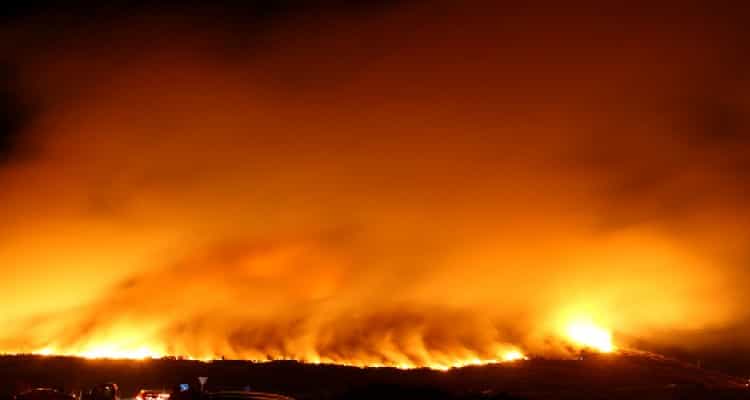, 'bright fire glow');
565,320,615,353
30,343,527,370
427,349,527,370
501,350,527,362
78,345,161,360
33,345,162,360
